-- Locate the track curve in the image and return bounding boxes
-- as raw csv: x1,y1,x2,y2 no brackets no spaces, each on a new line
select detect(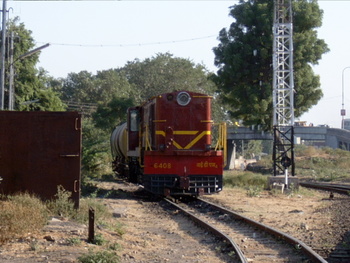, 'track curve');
300,182,350,195
165,197,327,263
